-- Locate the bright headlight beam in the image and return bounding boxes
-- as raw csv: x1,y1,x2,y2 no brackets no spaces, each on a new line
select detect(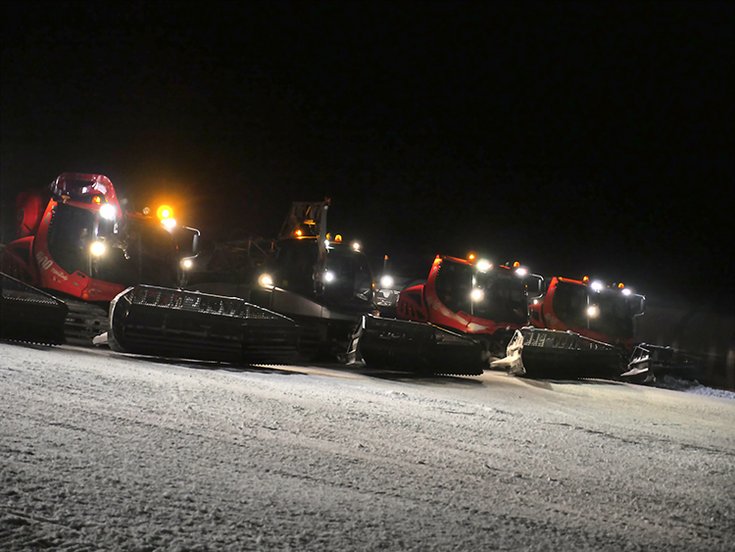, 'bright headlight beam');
89,240,107,257
476,259,492,273
161,218,177,232
324,270,336,283
180,258,194,270
380,275,394,288
258,273,274,288
586,304,600,318
99,203,116,220
590,280,604,292
470,288,485,302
